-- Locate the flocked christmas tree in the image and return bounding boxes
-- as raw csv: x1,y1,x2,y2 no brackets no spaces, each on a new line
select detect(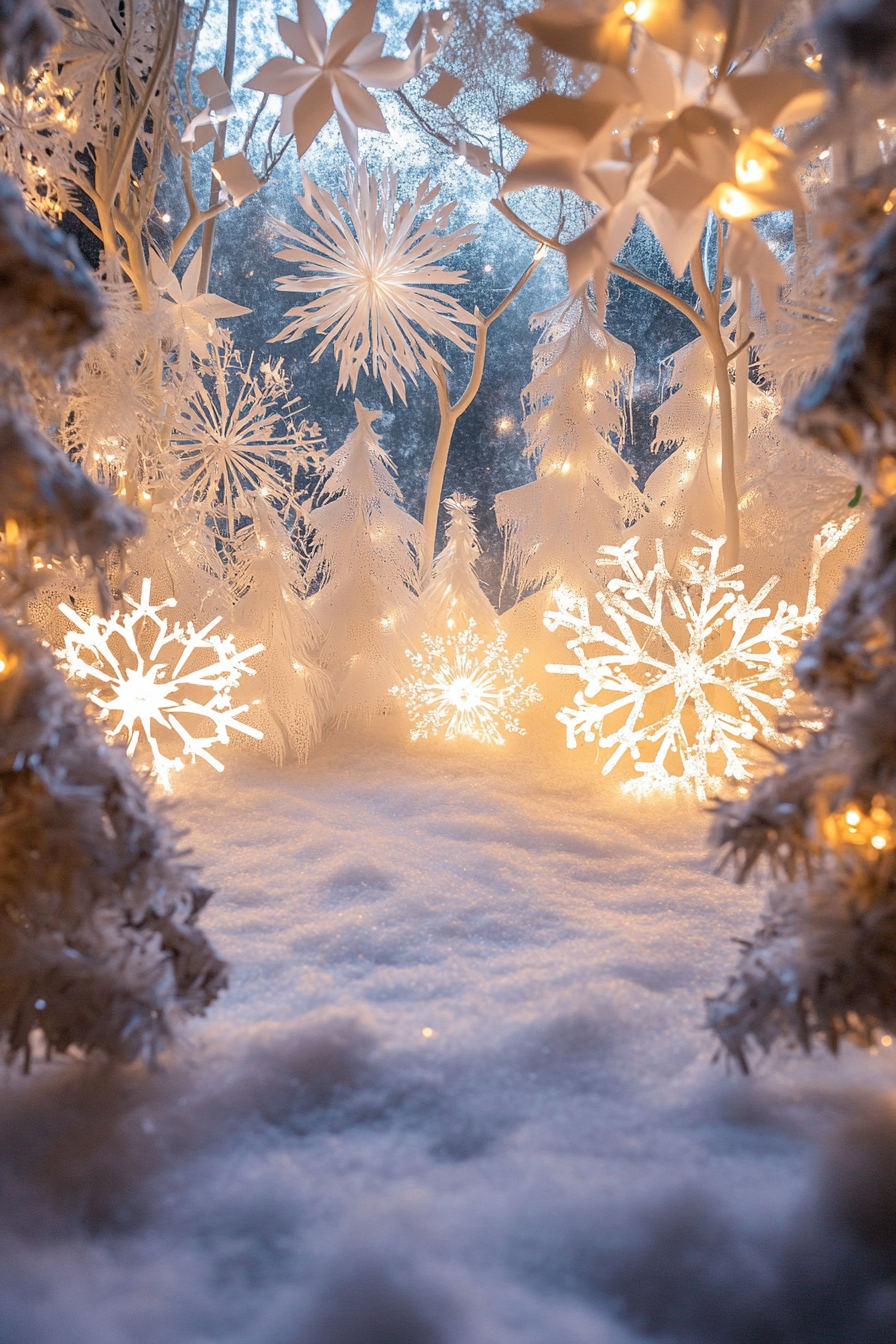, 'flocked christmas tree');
421,492,497,635
708,0,896,1067
0,0,227,1068
305,401,423,726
